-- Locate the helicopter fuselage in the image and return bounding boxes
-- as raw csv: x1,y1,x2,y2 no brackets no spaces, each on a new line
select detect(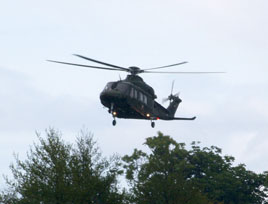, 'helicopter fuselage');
100,80,154,120
99,75,187,124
